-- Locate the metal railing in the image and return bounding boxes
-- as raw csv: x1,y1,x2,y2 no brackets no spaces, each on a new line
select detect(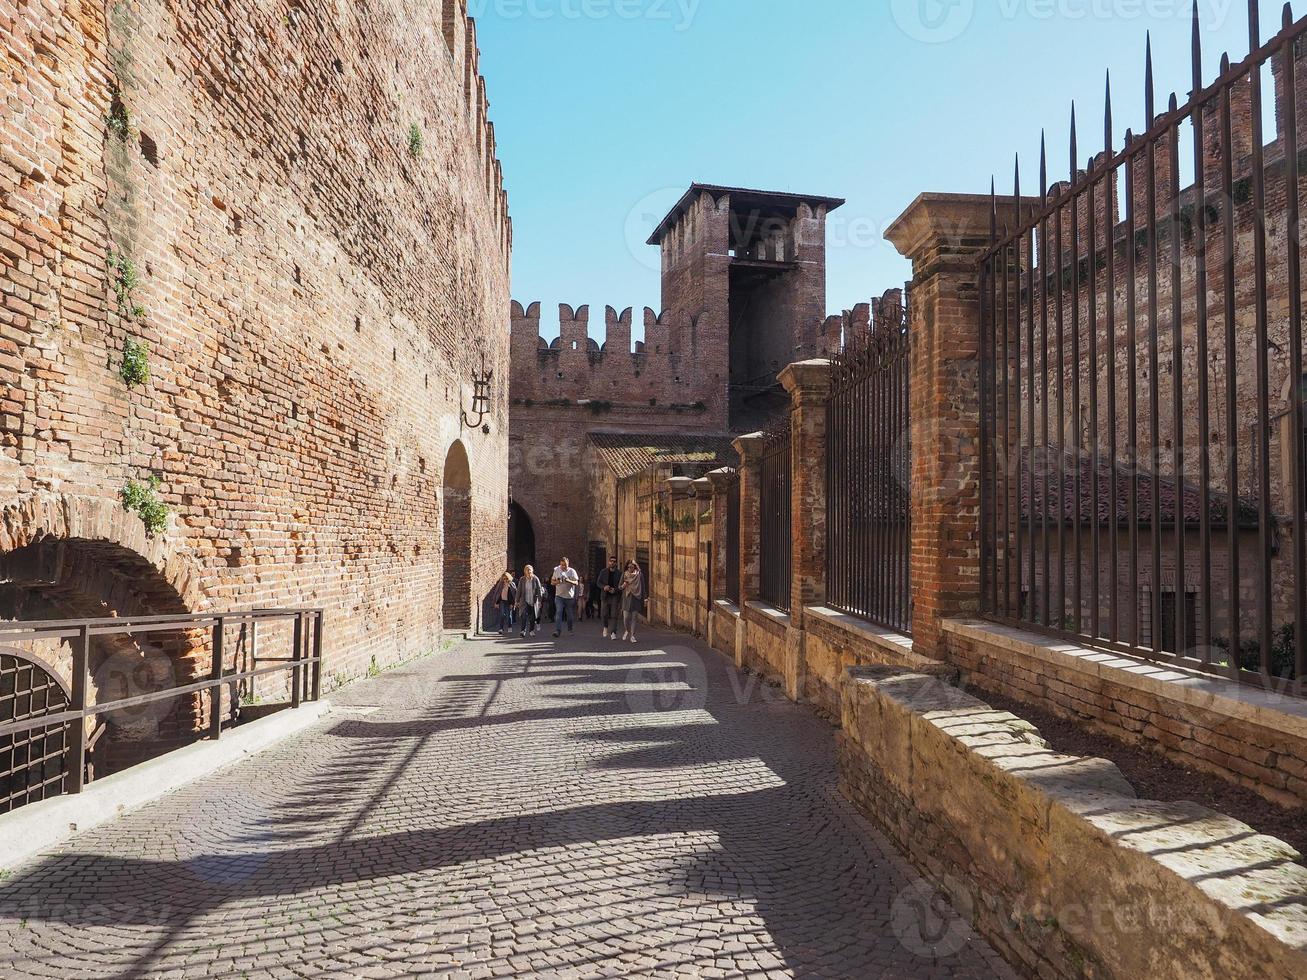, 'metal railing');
0,608,325,810
979,1,1304,694
826,300,913,634
758,422,793,612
